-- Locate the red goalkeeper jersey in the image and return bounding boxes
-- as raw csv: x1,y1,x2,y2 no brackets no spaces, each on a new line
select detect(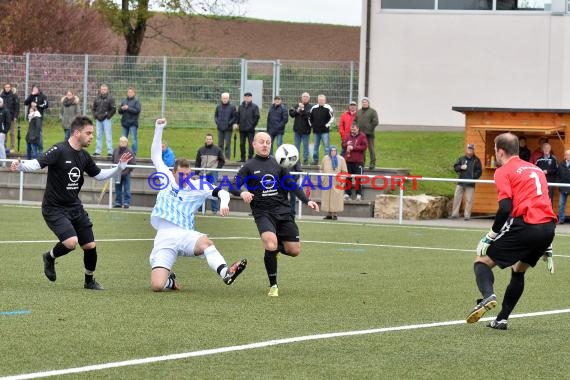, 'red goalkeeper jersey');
494,156,557,224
